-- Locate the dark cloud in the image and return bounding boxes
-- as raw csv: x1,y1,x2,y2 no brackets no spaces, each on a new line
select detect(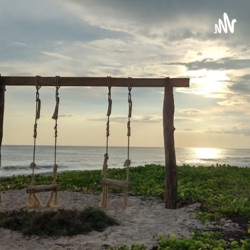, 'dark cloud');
227,74,250,94
168,57,250,71
238,74,250,81
67,0,248,25
63,0,250,45
229,83,250,93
